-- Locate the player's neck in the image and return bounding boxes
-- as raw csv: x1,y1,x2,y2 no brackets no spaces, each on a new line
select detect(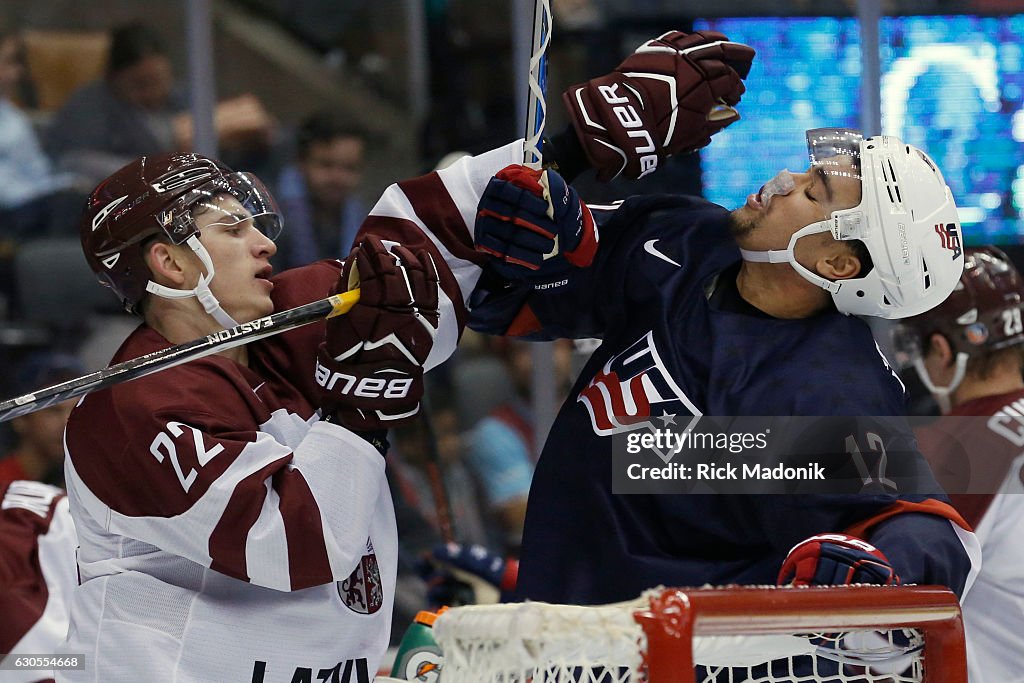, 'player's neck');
735,262,831,319
950,371,1024,409
145,301,249,365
